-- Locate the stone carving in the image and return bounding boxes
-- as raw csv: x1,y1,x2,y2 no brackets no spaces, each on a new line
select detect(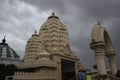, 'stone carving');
39,12,70,54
